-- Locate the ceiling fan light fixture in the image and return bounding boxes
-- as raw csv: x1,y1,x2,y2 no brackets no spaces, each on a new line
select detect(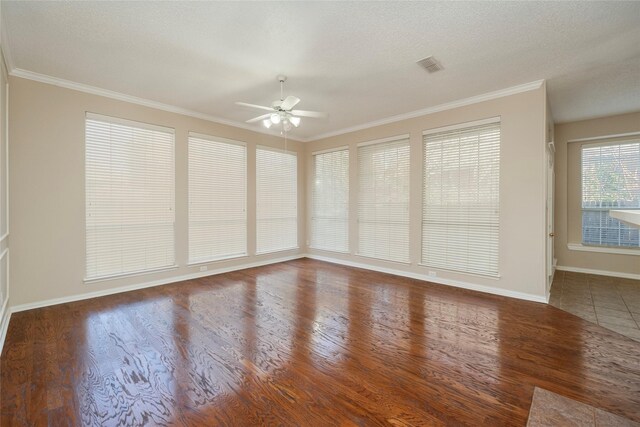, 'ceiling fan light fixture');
237,75,327,130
